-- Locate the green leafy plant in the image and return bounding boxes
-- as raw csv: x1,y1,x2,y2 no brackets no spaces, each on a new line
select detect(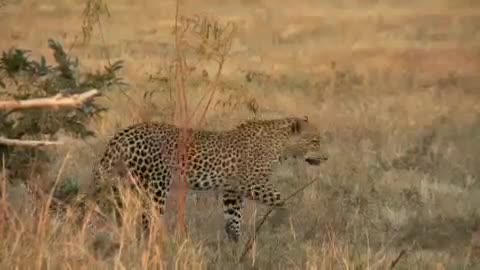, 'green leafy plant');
0,38,127,184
